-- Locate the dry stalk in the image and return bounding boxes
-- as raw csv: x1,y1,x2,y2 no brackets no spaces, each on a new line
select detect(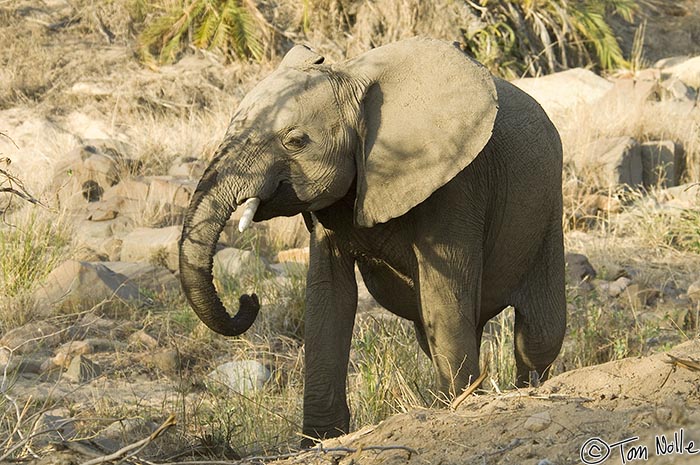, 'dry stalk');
450,370,488,410
664,354,700,372
148,444,418,465
77,414,177,465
